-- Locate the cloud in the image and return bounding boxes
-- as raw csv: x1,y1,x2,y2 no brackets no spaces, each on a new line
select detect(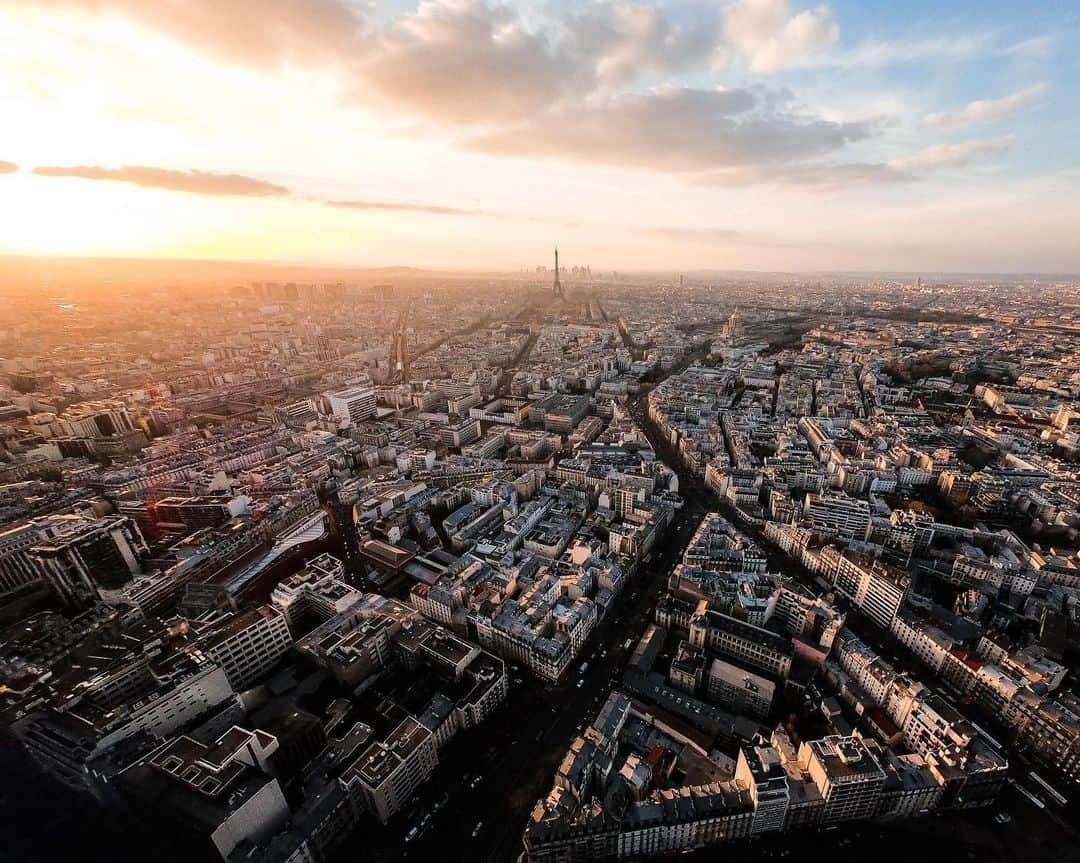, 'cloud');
890,135,1016,171
355,1,583,125
825,33,989,69
924,84,1047,128
357,0,722,125
36,0,722,128
723,0,838,72
695,135,1014,191
29,161,492,214
31,0,365,68
14,0,1020,208
0,161,18,174
32,165,291,196
698,160,910,191
466,87,871,173
571,1,717,87
325,199,483,216
1001,33,1058,58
